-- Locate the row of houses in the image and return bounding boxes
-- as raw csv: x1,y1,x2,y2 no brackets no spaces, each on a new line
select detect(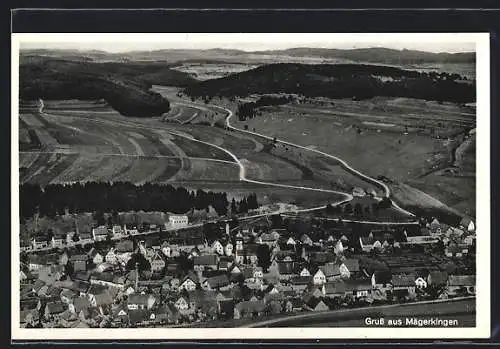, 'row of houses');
20,214,476,328
20,256,475,328
24,215,190,252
